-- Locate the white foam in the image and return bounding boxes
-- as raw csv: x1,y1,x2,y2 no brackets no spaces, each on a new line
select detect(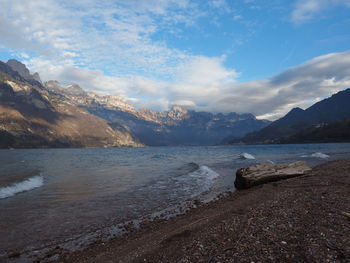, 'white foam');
310,152,330,159
189,165,219,181
238,152,255,160
0,175,44,199
187,166,219,196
